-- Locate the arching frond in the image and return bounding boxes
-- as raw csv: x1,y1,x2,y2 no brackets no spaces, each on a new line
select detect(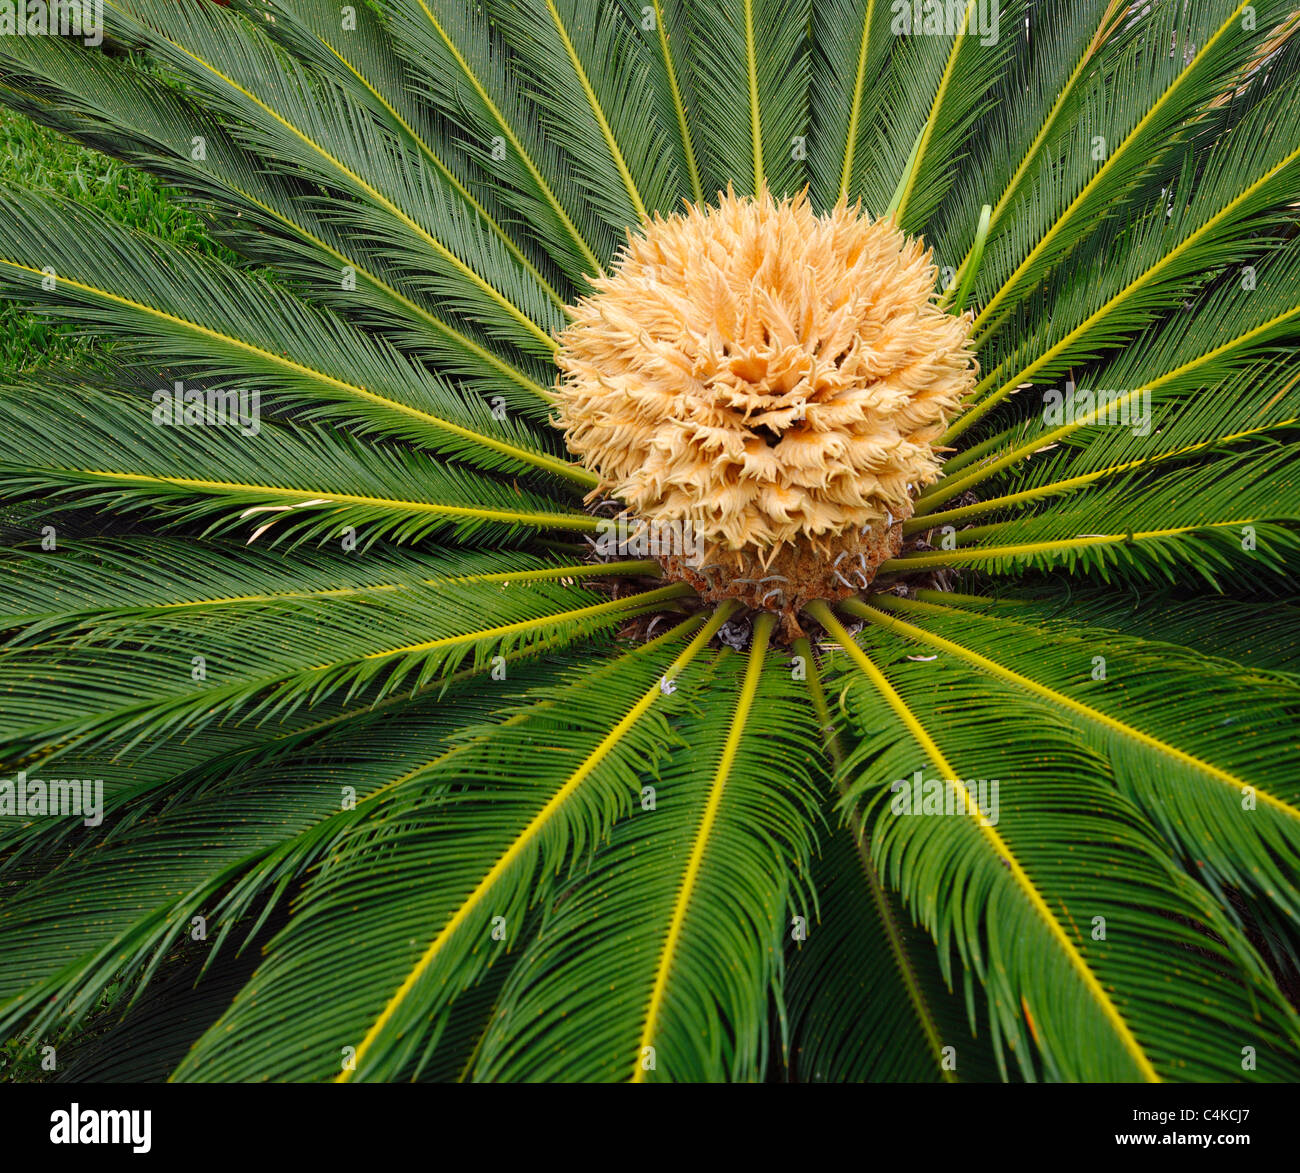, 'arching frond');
814,604,1300,1082
474,618,824,1082
167,614,732,1080
852,596,1300,934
